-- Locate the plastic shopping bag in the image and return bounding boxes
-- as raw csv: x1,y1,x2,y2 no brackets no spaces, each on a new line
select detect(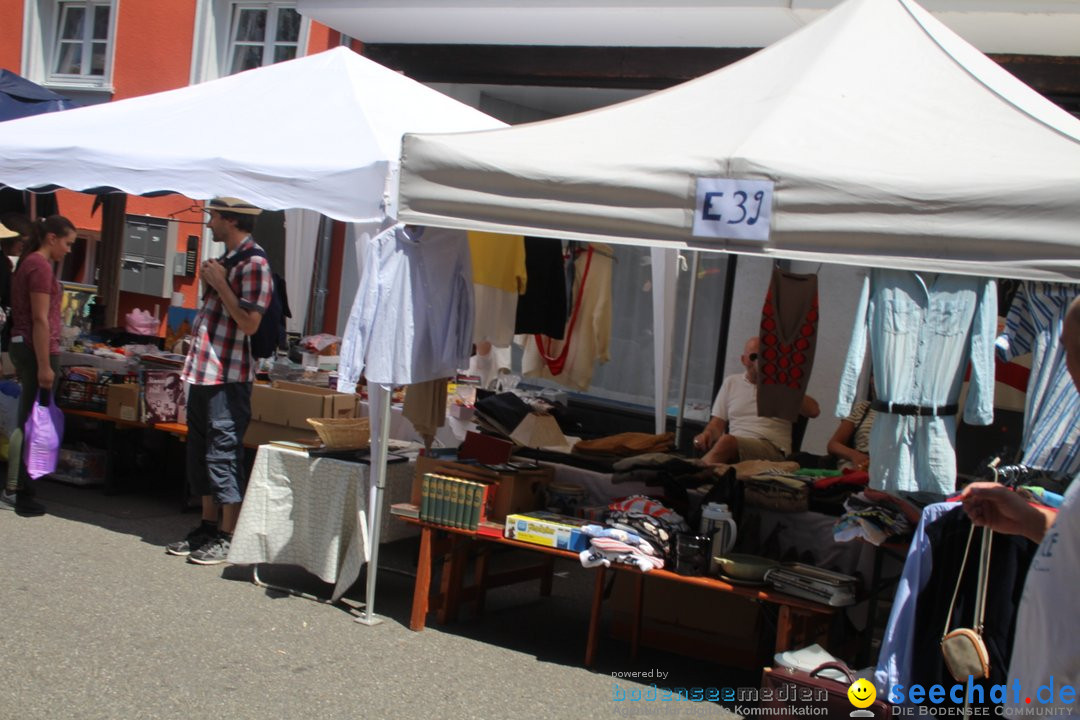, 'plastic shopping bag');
24,389,64,479
124,308,159,336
